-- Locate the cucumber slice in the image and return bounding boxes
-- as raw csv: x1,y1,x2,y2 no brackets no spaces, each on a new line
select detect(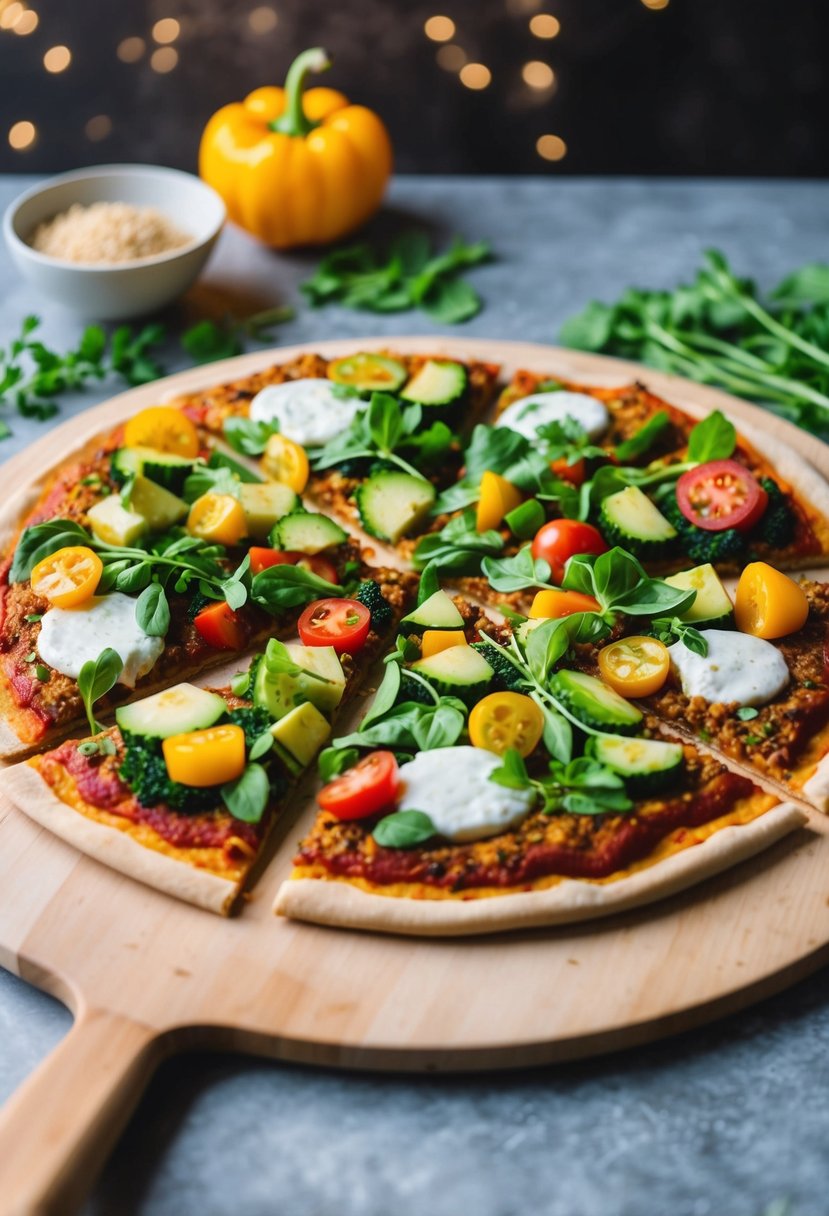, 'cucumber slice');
328,352,408,392
271,510,348,554
253,644,345,720
589,733,685,796
352,469,435,542
87,494,147,547
664,563,733,626
599,486,677,559
355,471,436,544
208,450,264,485
399,589,464,636
111,446,197,495
401,360,467,408
412,644,493,706
239,482,299,539
128,475,188,532
551,670,643,735
116,683,226,739
271,701,331,774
